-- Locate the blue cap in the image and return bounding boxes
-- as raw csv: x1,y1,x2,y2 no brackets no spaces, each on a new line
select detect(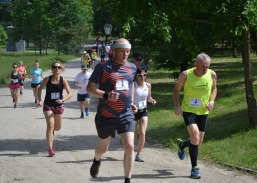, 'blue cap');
81,64,87,69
